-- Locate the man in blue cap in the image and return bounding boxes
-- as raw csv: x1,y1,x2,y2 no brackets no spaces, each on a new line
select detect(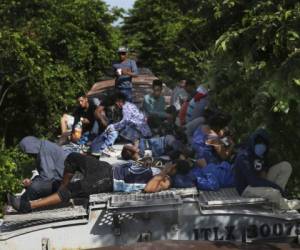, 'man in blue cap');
112,47,138,102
